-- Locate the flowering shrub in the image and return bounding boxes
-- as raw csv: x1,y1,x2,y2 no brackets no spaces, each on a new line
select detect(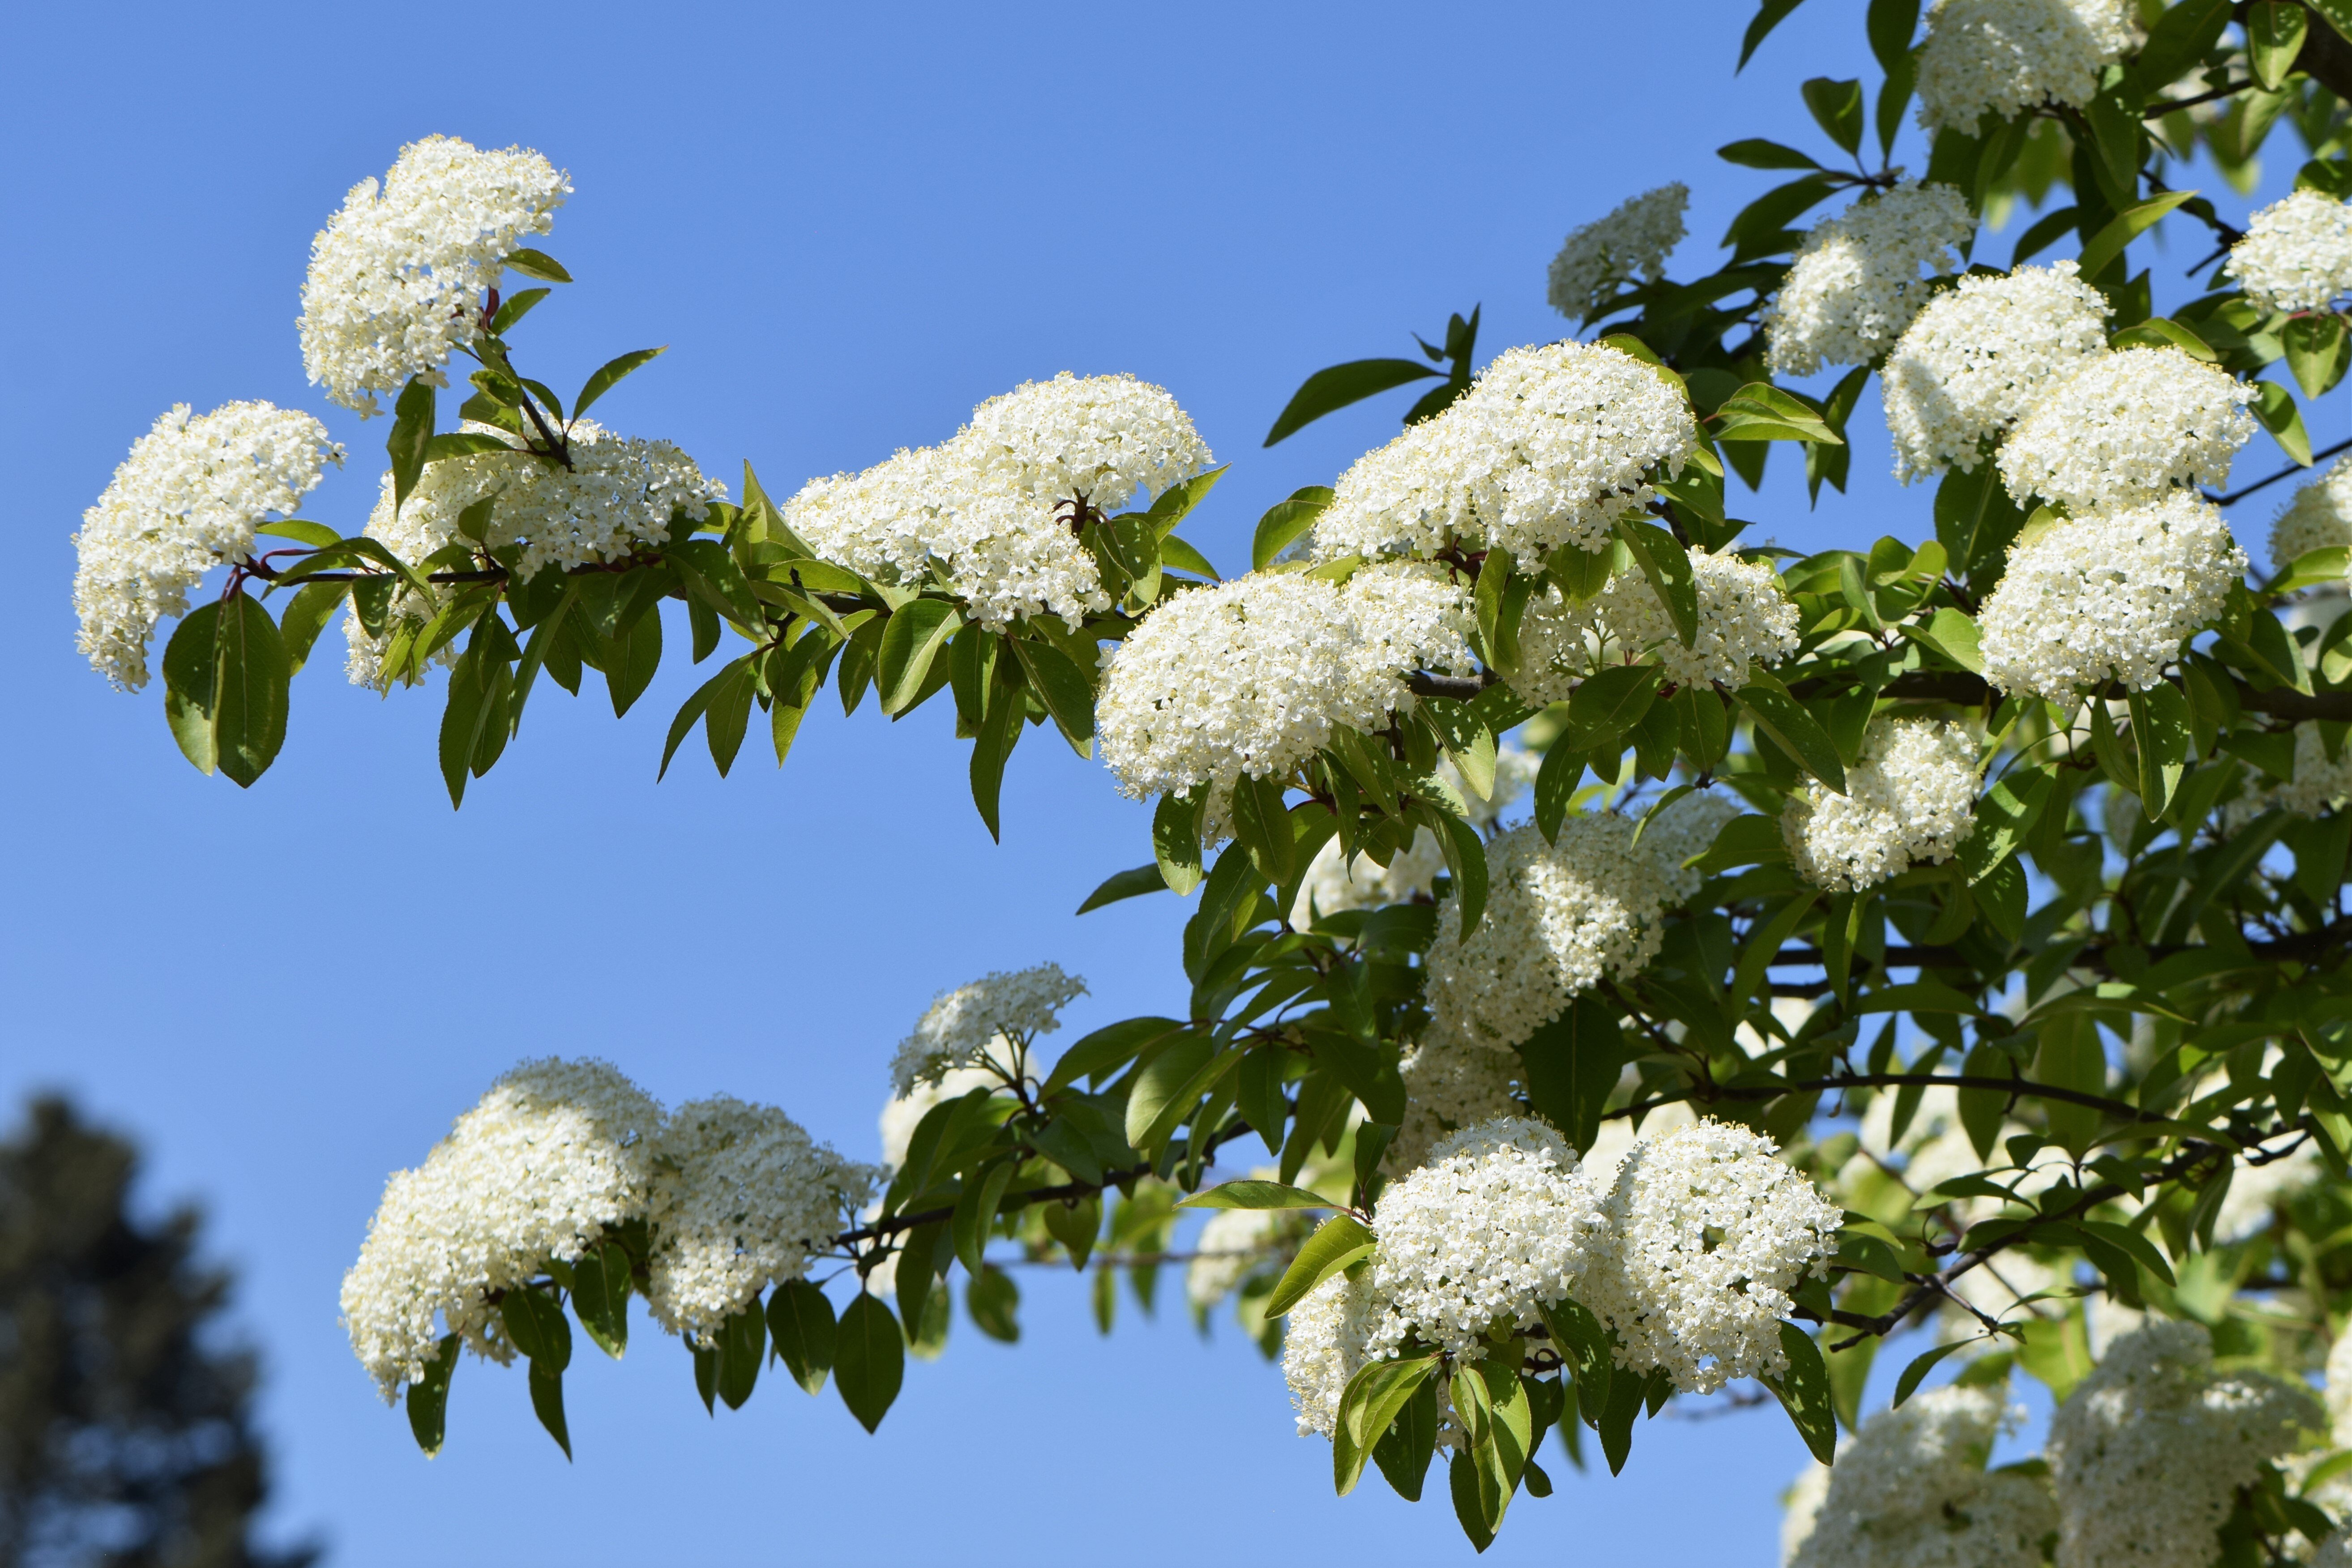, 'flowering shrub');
71,14,2352,1559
